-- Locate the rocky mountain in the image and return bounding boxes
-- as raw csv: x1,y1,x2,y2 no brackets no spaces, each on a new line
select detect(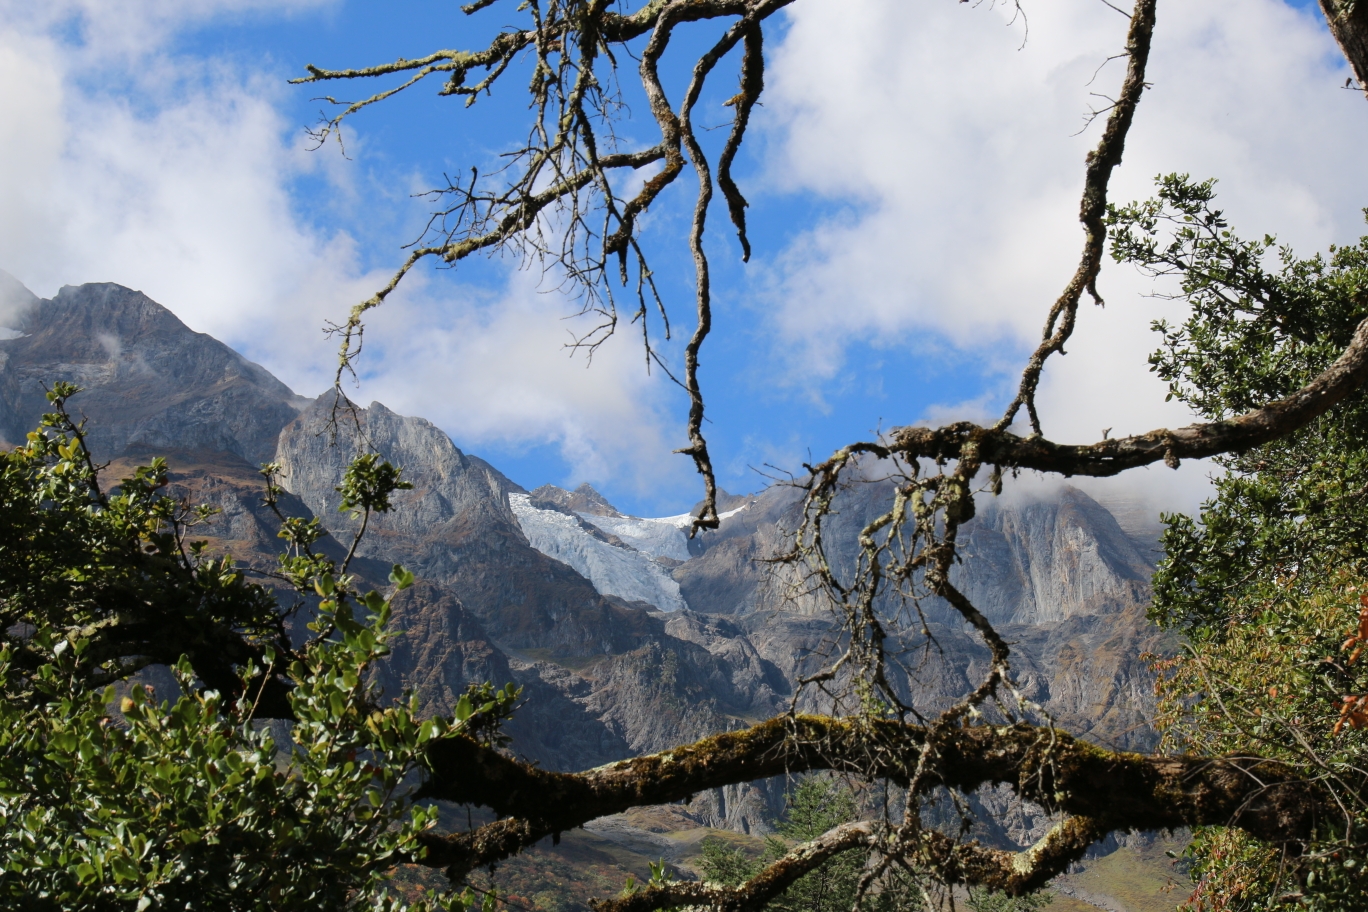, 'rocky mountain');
0,279,306,466
0,275,1171,853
